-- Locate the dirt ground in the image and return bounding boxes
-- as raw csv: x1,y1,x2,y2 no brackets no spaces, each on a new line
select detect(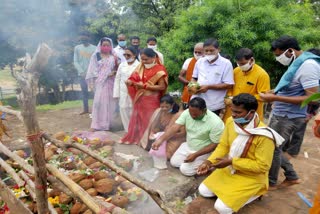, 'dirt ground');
1,106,320,214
